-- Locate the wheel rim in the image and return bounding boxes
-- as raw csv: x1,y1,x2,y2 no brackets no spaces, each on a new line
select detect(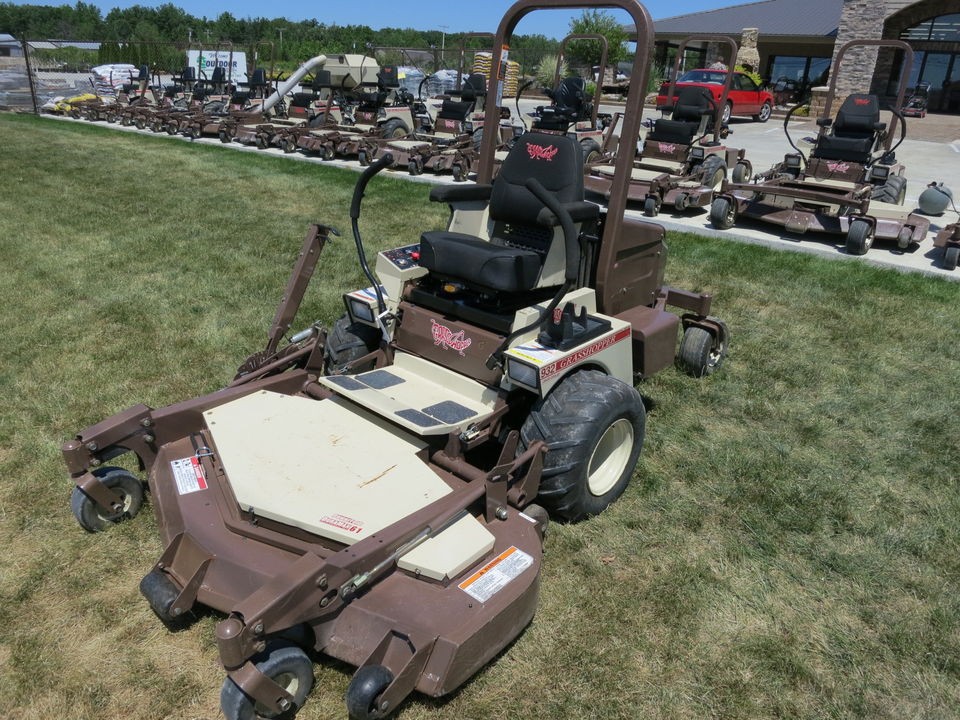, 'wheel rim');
587,418,634,496
722,103,731,124
253,672,300,715
759,103,771,121
96,486,133,522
